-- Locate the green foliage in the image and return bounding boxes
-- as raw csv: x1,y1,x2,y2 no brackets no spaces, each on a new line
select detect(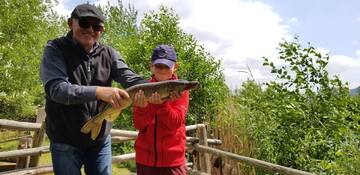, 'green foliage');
234,37,360,174
100,0,138,52
3,2,358,174
0,0,66,119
